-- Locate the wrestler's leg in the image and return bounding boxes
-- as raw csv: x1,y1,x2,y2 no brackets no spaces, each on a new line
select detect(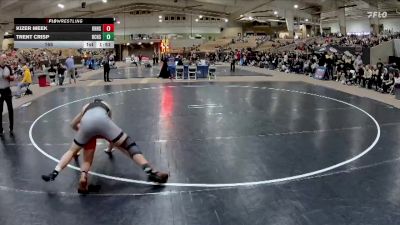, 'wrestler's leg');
42,142,82,181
